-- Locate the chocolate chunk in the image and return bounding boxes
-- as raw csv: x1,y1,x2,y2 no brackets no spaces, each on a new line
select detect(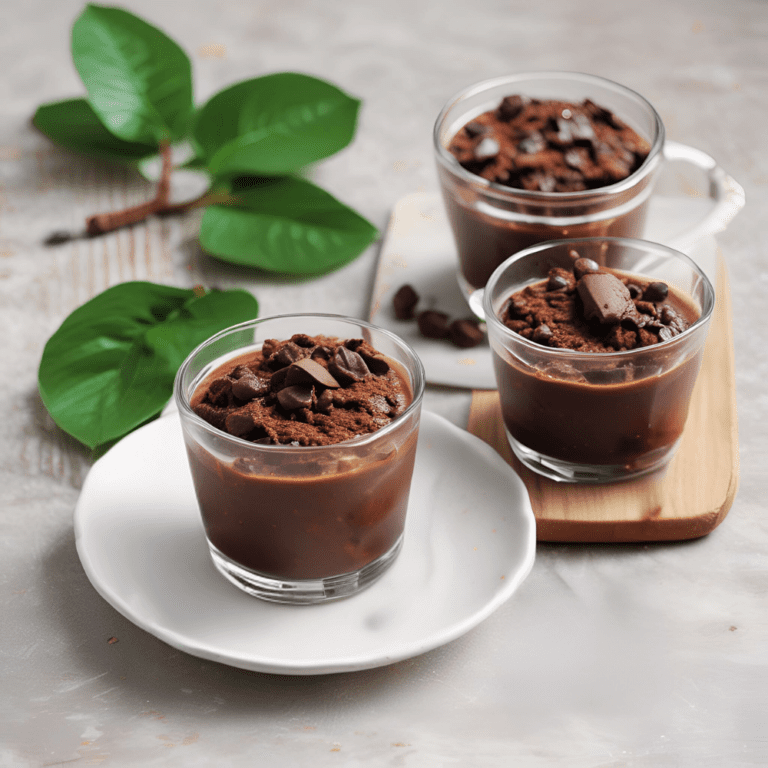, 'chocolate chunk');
271,342,304,369
474,137,500,161
291,334,316,348
231,365,253,379
532,324,553,345
547,274,569,292
329,347,370,383
315,389,334,414
225,411,257,437
643,281,669,302
573,257,600,280
360,353,390,376
658,326,675,342
392,284,419,319
627,283,643,299
417,310,450,339
310,345,333,361
278,384,314,410
497,94,525,120
206,377,233,406
464,121,487,137
577,272,635,325
510,297,530,316
232,375,269,401
269,366,290,392
449,318,484,348
287,358,340,388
